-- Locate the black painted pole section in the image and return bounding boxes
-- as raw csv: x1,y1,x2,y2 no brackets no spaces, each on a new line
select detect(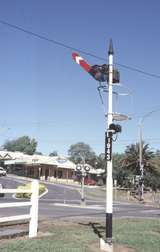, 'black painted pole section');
106,213,112,240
